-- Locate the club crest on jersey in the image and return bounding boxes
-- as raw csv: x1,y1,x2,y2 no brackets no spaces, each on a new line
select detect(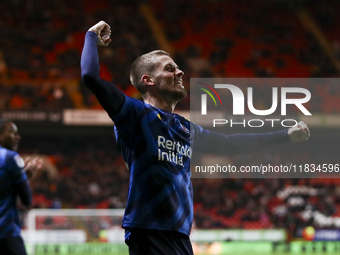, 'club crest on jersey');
180,123,189,133
14,155,25,168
